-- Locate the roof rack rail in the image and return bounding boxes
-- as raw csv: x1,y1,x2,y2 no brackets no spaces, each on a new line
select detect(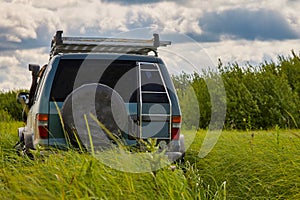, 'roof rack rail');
50,30,171,58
